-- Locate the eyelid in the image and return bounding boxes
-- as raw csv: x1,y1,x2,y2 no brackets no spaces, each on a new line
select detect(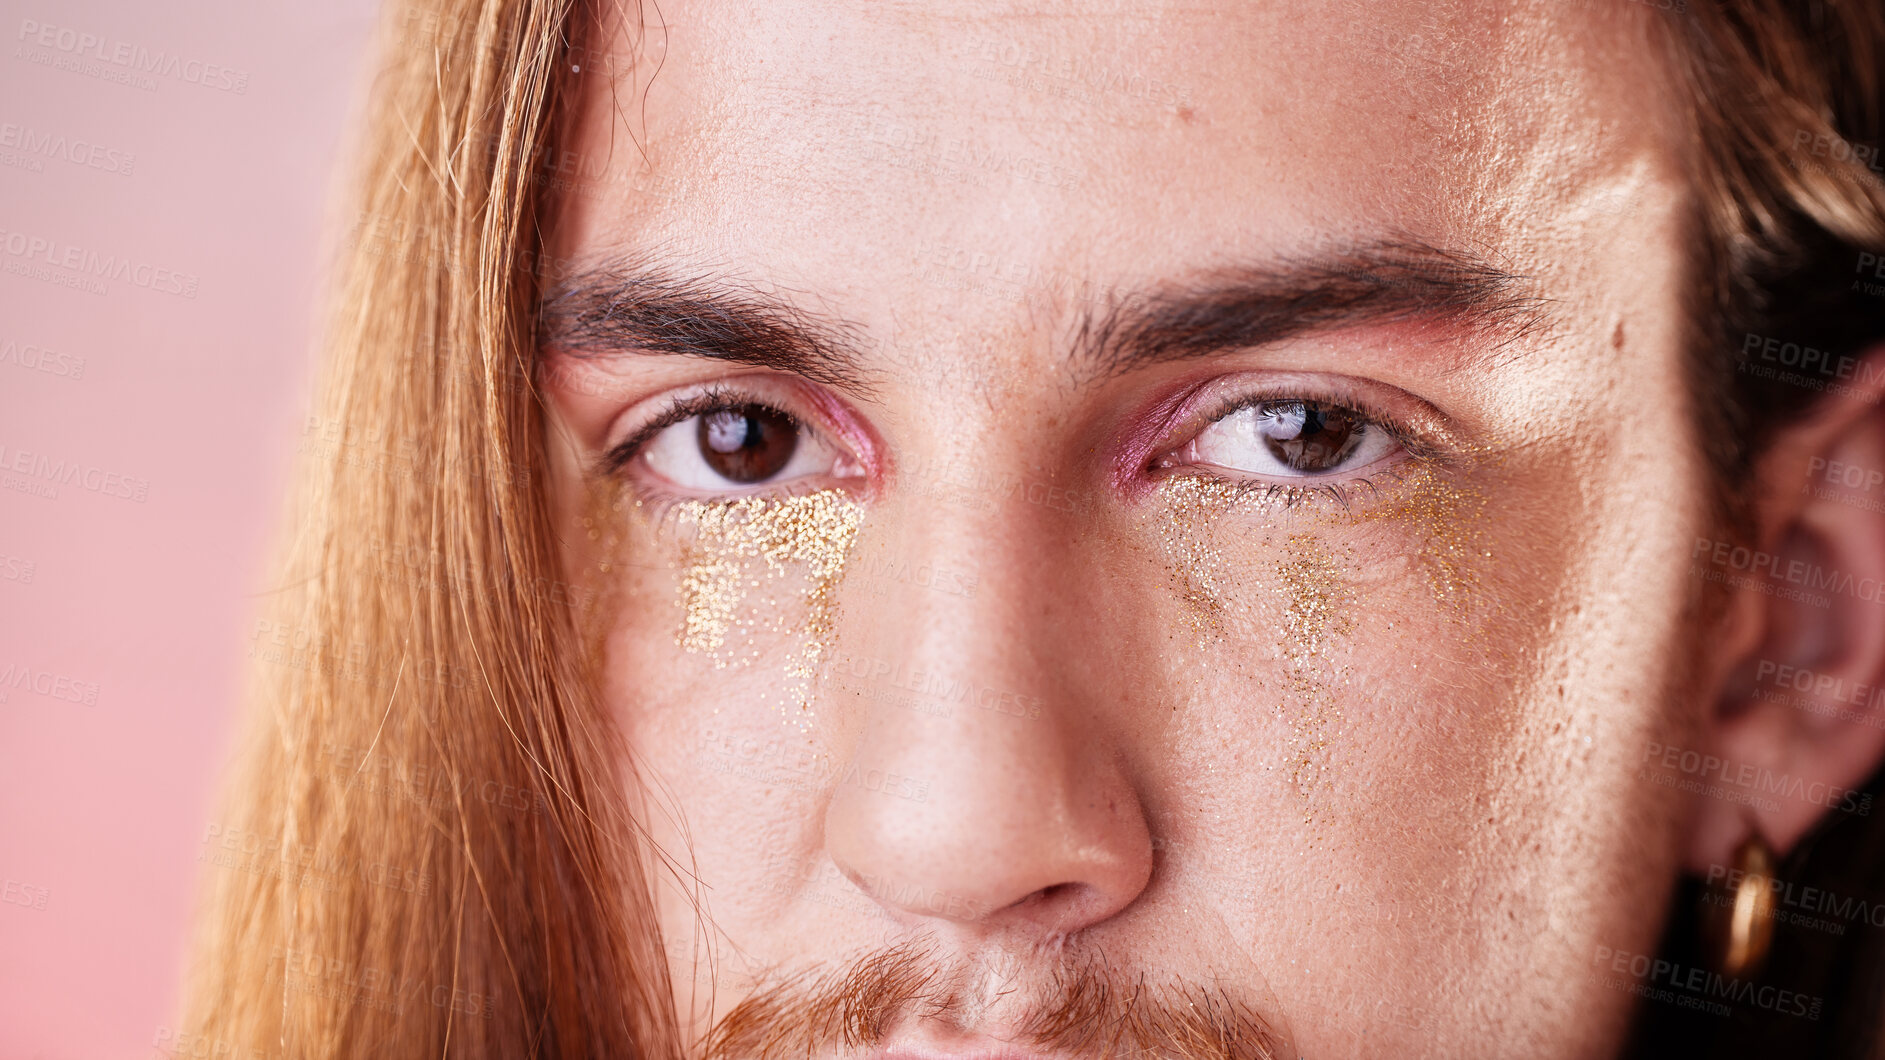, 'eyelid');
596,374,882,489
1145,373,1458,476
600,384,749,477
1185,392,1416,463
